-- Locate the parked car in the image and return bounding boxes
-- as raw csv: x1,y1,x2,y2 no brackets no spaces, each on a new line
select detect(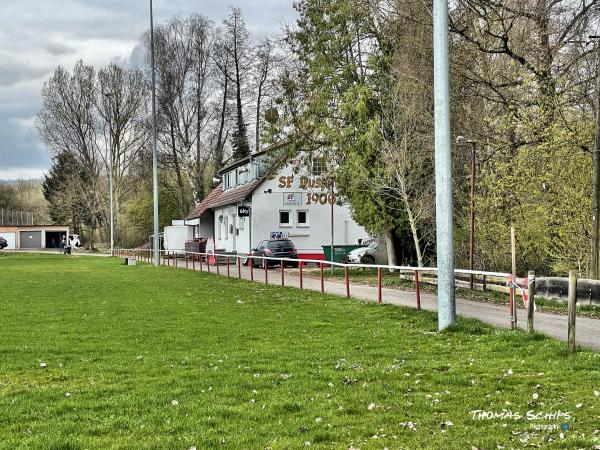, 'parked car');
251,239,298,268
347,241,377,264
0,237,7,250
